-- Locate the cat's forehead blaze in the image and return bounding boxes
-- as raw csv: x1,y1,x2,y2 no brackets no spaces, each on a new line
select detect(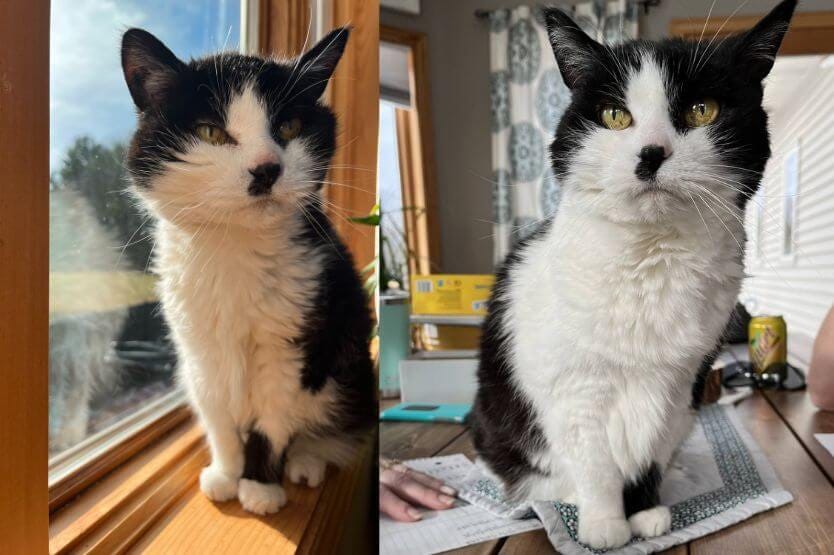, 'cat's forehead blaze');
225,84,270,141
